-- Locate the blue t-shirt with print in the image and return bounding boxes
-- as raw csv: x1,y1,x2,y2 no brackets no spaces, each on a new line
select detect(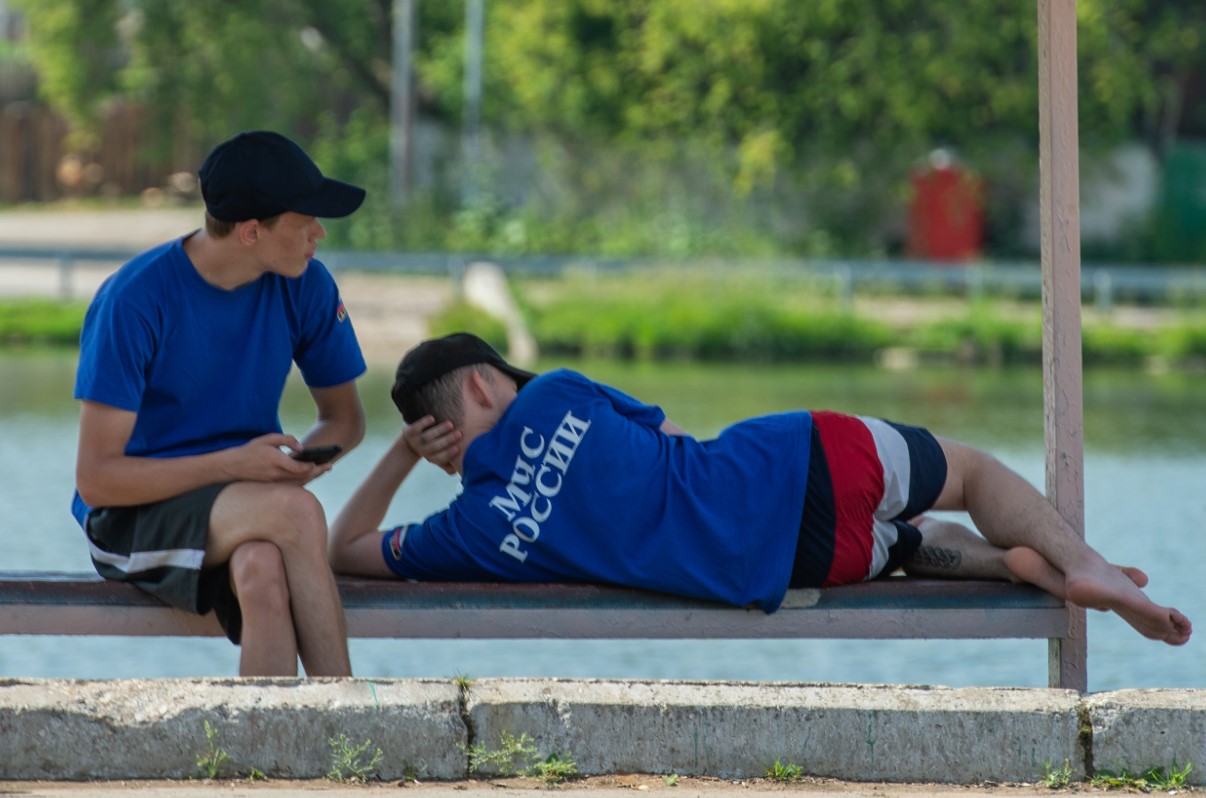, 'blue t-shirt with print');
72,236,365,525
383,369,812,612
